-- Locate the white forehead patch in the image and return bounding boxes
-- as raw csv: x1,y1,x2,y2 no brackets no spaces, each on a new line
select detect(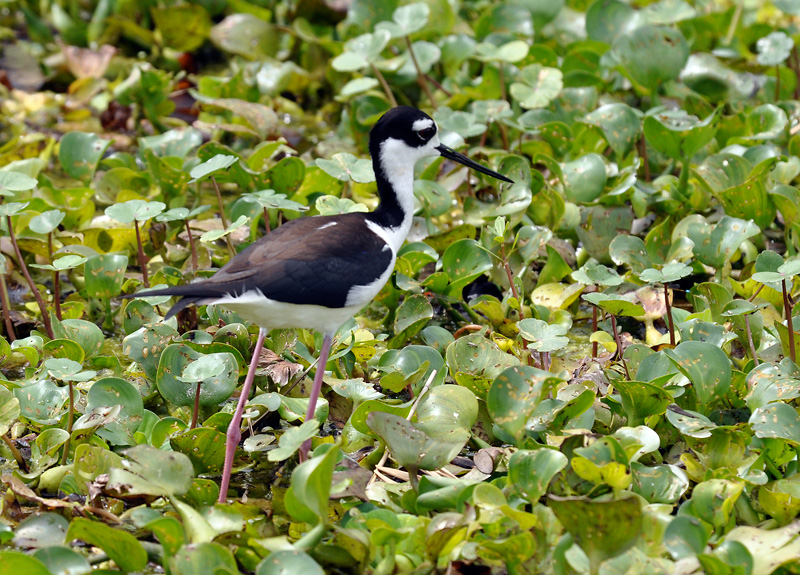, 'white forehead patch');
412,118,434,131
